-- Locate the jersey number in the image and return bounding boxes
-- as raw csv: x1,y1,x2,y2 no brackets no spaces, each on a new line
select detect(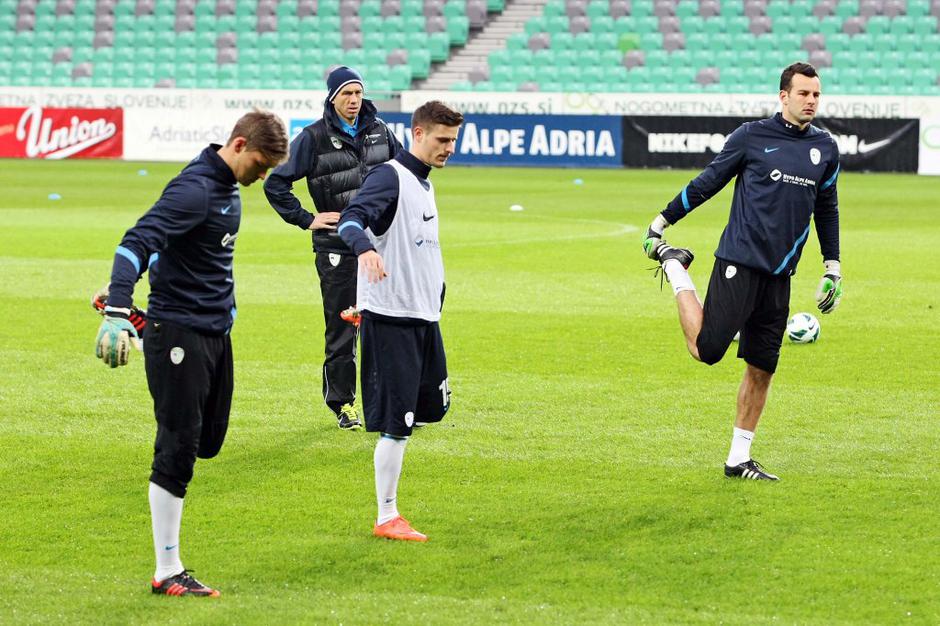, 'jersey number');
438,378,451,409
